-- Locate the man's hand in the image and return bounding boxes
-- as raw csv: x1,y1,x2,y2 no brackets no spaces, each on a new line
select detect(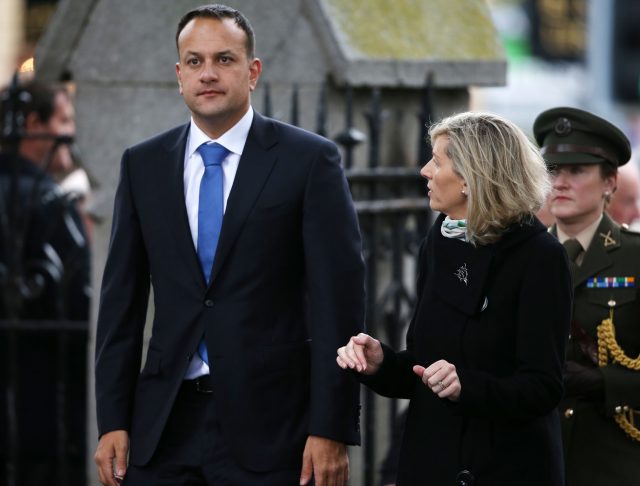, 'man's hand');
94,429,129,486
299,436,349,486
